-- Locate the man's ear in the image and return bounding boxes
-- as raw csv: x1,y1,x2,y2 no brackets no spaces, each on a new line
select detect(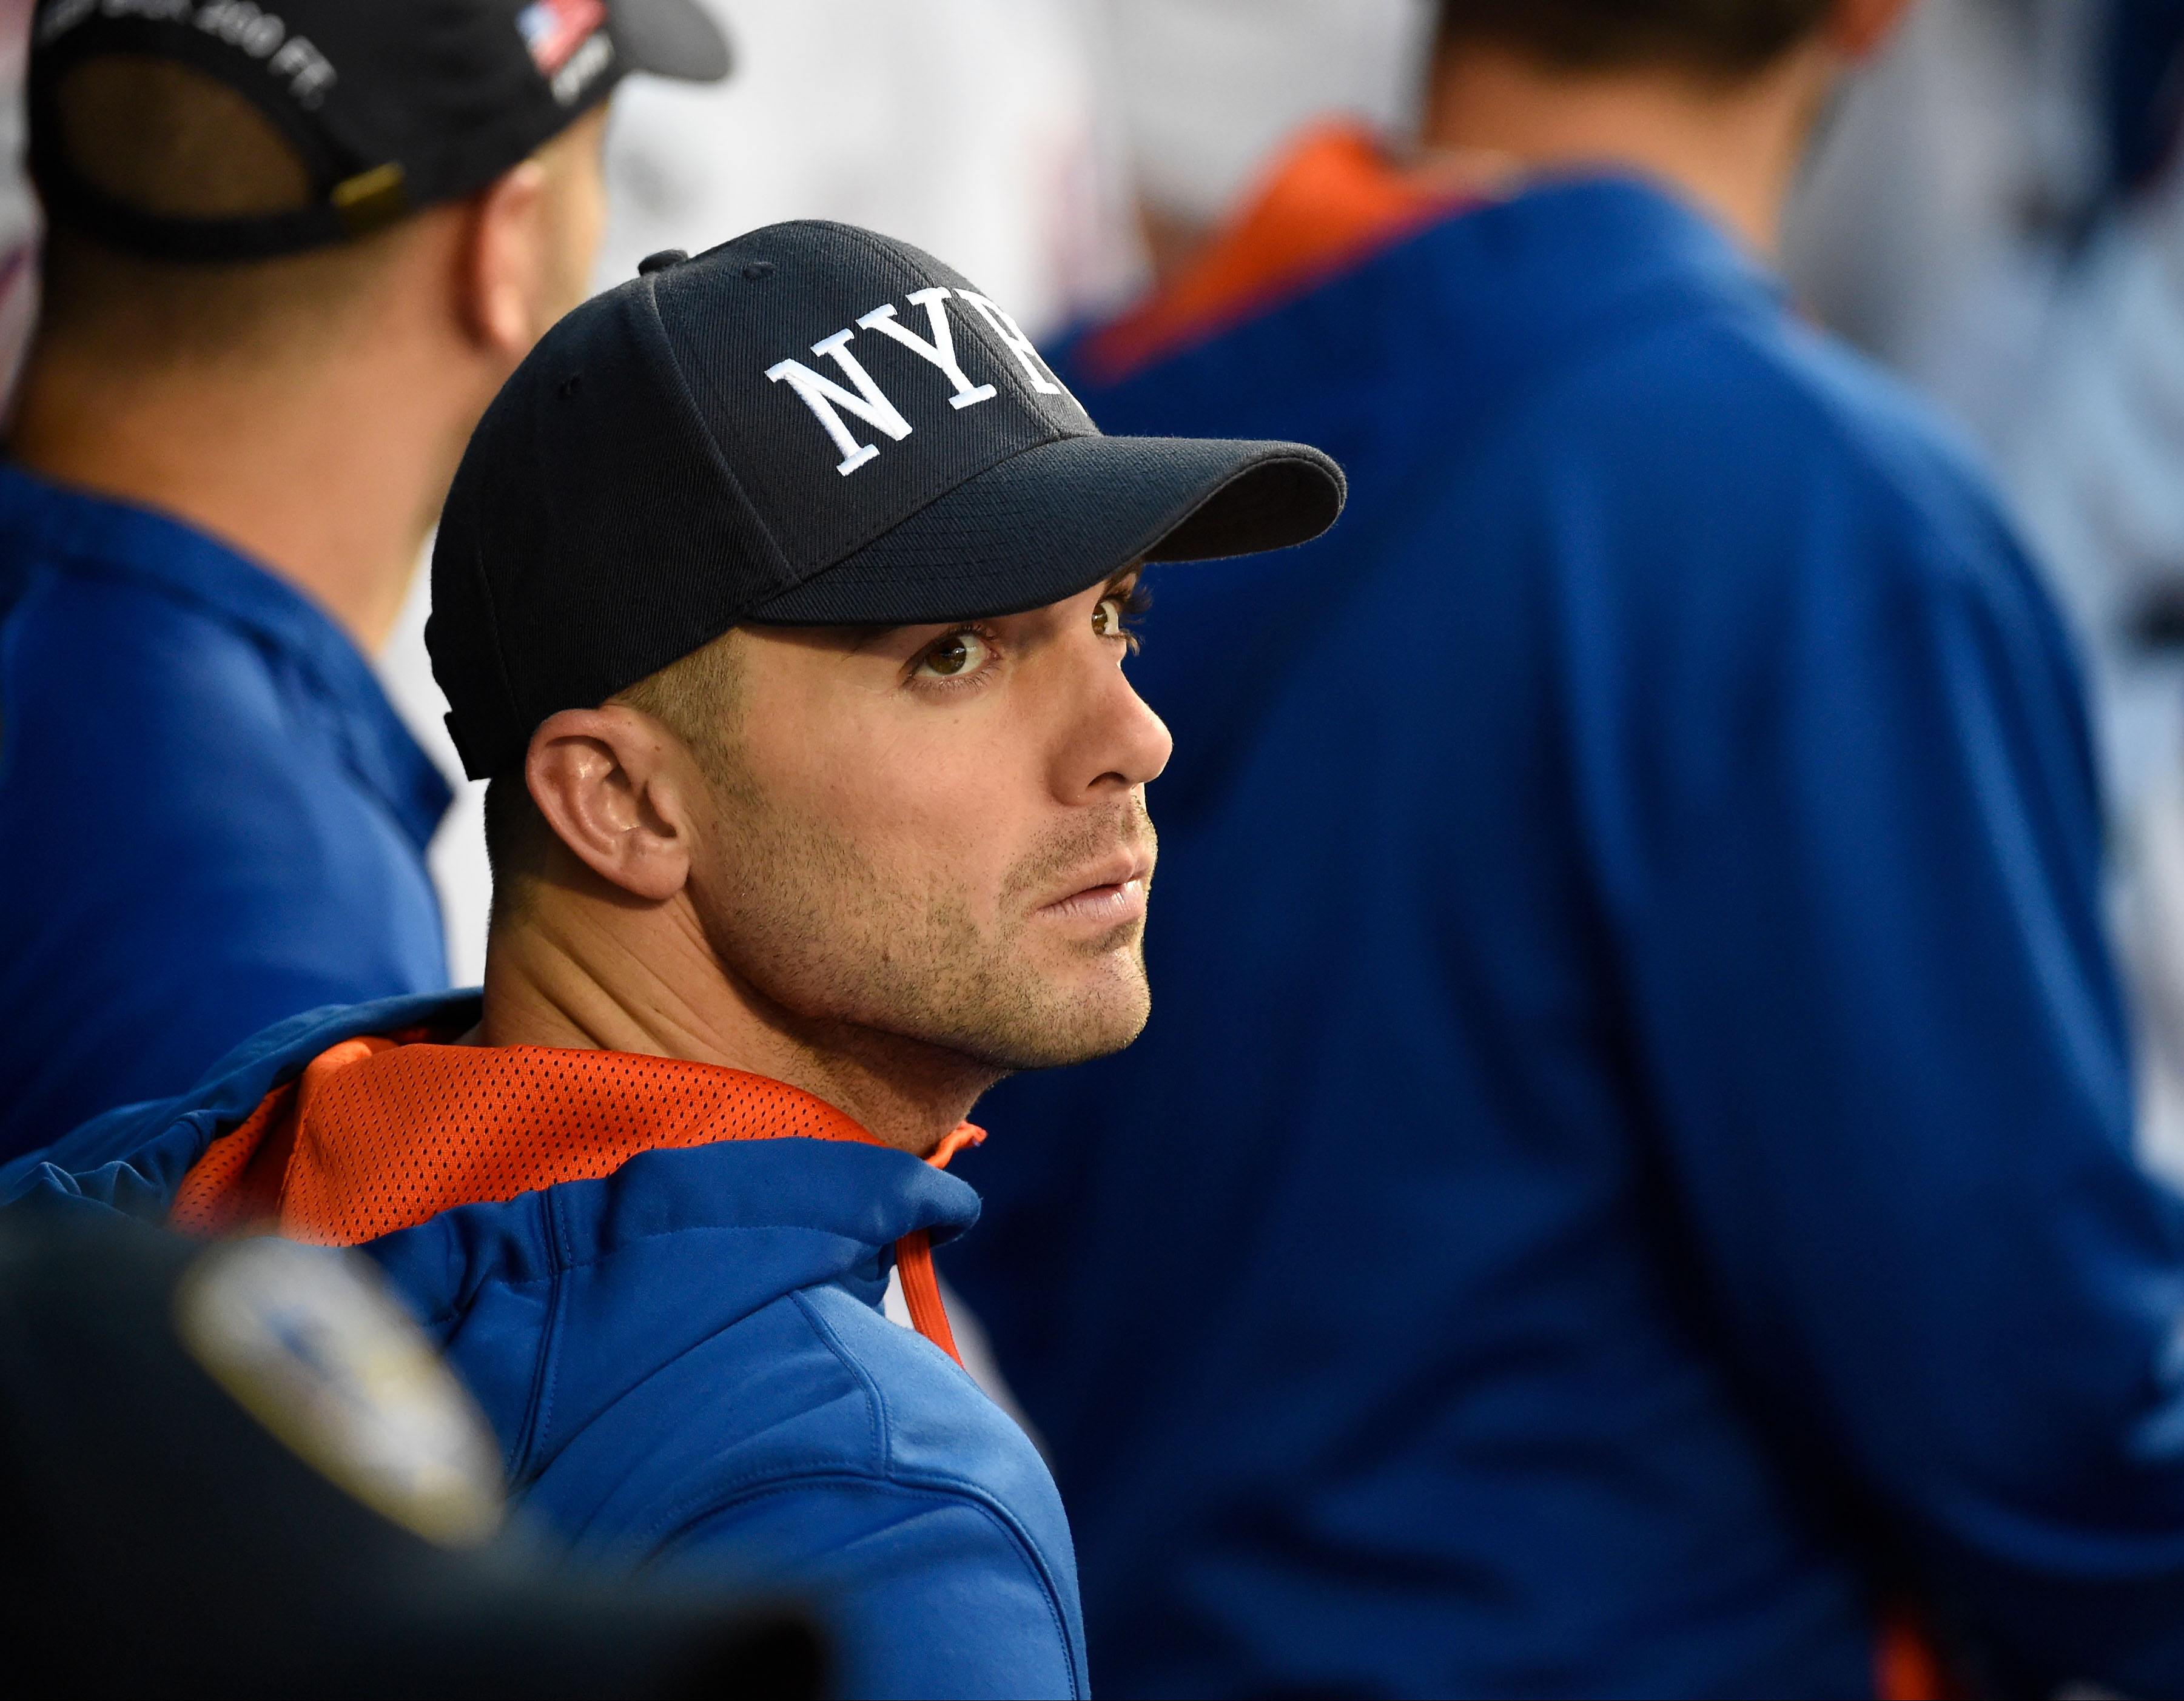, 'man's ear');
454,104,610,360
523,706,698,903
455,157,551,359
1828,0,1917,59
